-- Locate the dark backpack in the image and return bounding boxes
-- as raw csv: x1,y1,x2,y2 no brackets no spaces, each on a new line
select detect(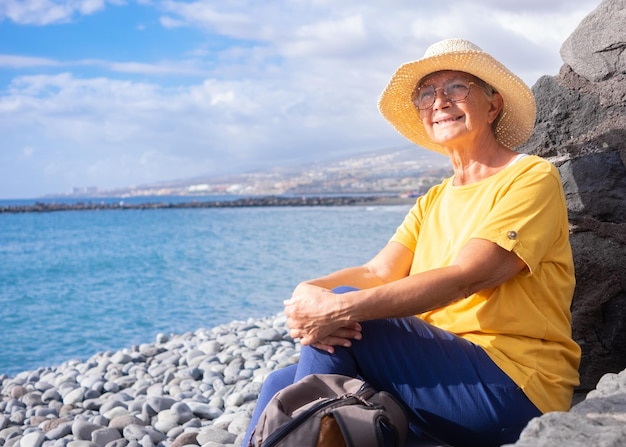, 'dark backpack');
249,374,408,447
